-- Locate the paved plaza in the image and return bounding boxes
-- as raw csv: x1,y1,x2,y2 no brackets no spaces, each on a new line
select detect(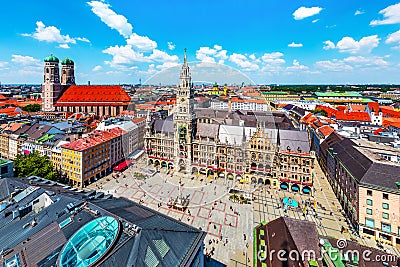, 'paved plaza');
88,162,254,266
87,159,400,265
